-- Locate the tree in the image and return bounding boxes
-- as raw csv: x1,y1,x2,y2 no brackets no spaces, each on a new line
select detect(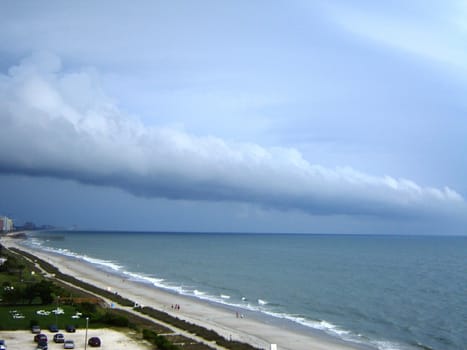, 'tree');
24,280,54,304
0,256,25,280
2,284,26,305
